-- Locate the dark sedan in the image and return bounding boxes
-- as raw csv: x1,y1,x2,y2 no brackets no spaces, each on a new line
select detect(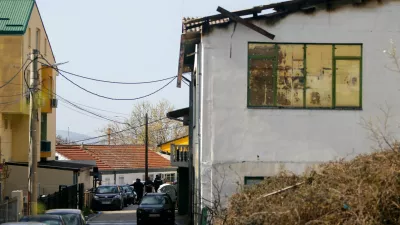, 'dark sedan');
19,215,66,225
45,208,87,225
137,193,175,225
91,185,124,210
